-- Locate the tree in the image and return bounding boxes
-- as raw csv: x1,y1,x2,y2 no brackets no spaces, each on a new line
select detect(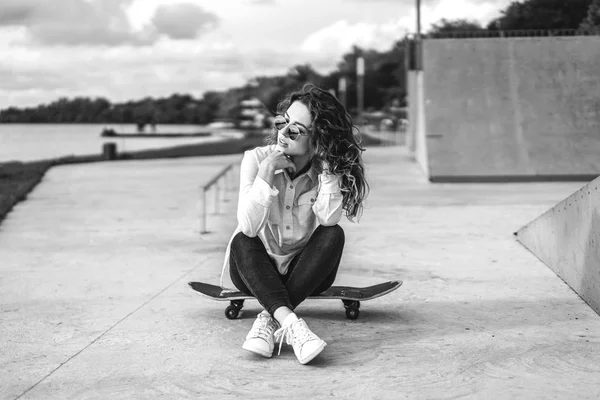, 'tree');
429,18,484,34
287,64,322,85
580,0,600,30
488,0,593,31
329,44,406,113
